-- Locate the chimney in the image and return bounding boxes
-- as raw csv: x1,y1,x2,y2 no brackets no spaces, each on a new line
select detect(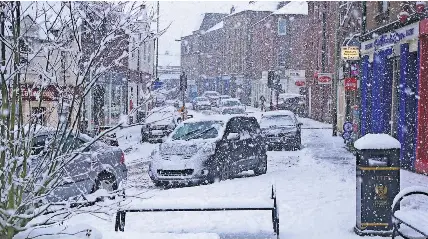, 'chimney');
230,5,235,14
277,1,289,10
